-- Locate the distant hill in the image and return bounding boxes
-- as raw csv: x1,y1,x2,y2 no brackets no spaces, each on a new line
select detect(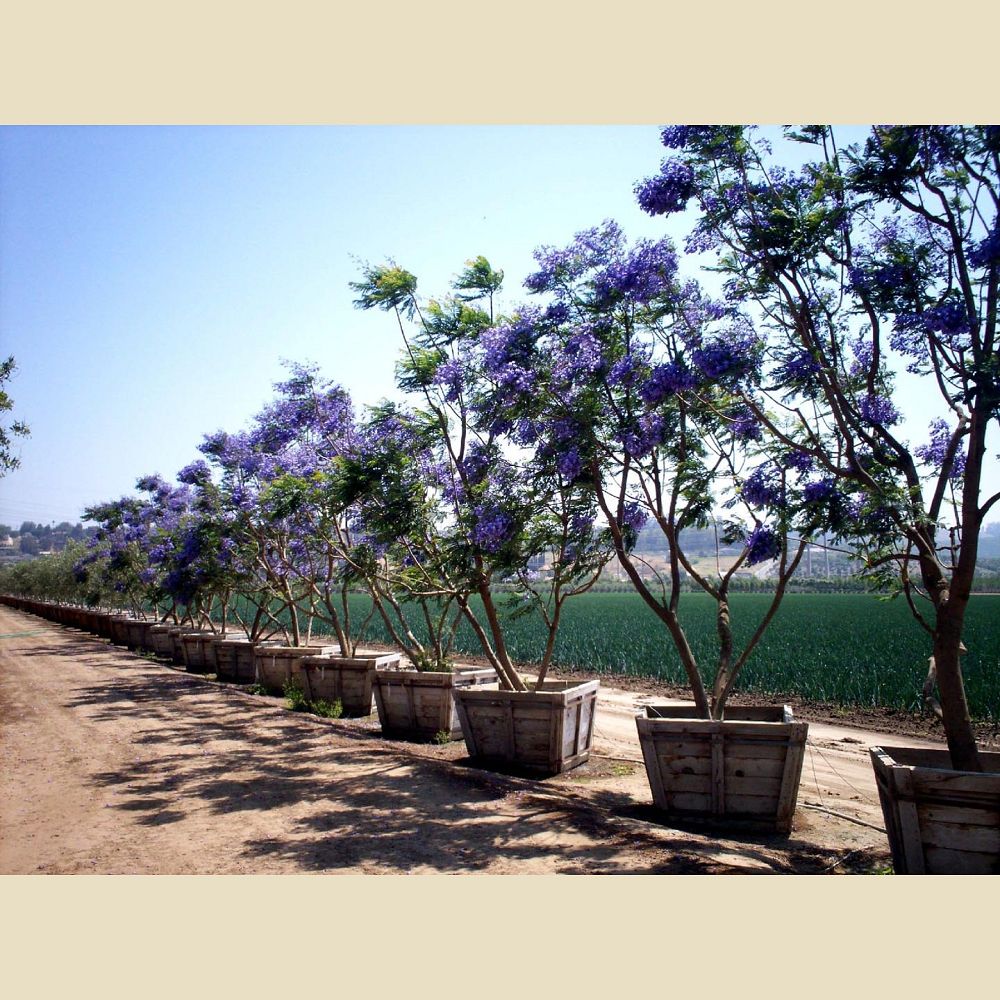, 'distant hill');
634,519,1000,578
